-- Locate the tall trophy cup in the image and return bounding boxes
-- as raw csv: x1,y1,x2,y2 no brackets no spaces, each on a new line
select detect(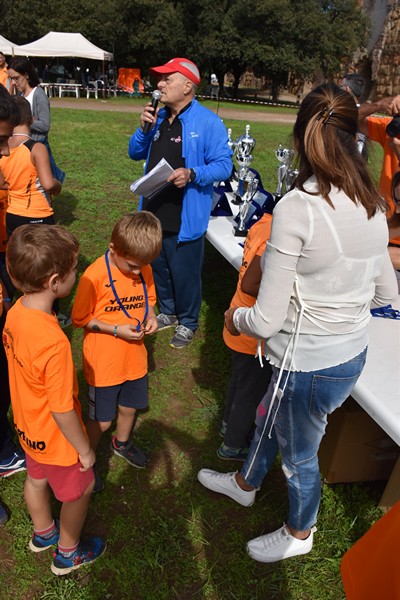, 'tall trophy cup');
285,168,299,193
232,124,256,206
227,128,237,152
234,171,259,236
274,145,294,202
